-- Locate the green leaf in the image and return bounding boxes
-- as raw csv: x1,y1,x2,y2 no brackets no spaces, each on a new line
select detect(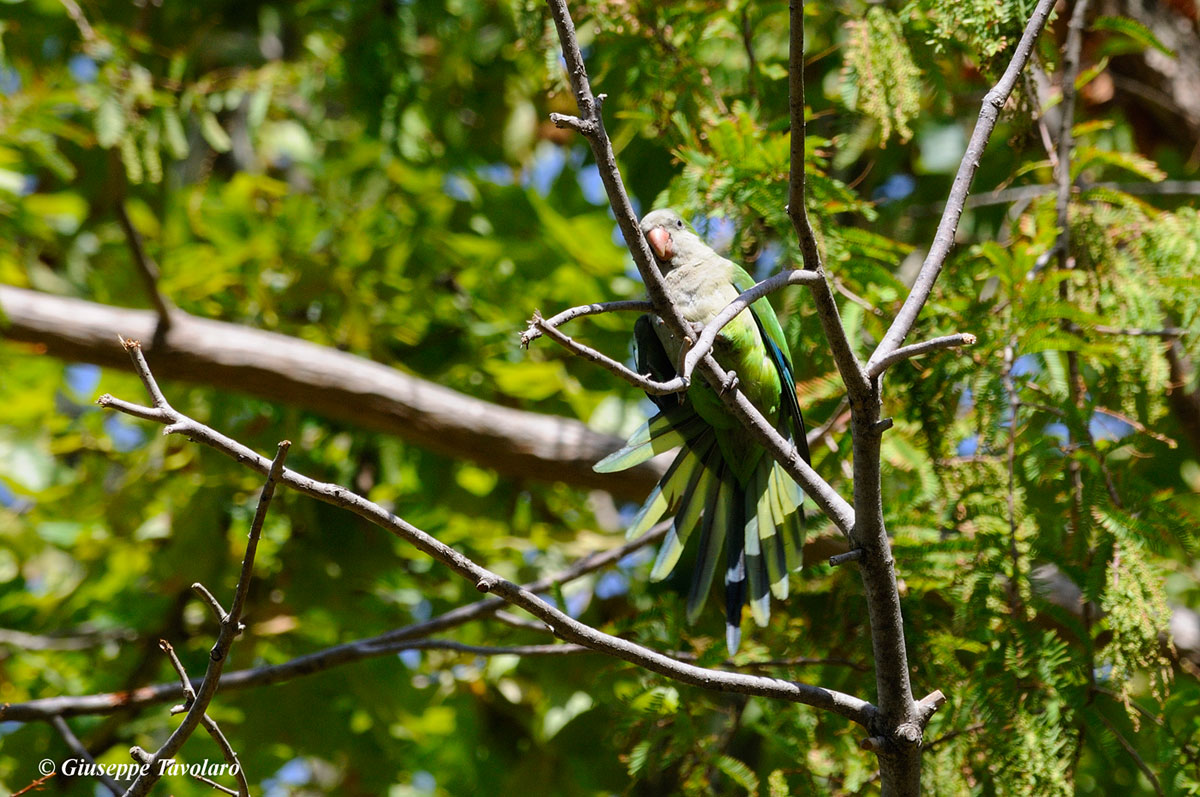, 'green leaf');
1073,147,1166,182
1091,15,1175,56
200,111,232,153
162,108,189,159
95,97,125,148
714,754,760,795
